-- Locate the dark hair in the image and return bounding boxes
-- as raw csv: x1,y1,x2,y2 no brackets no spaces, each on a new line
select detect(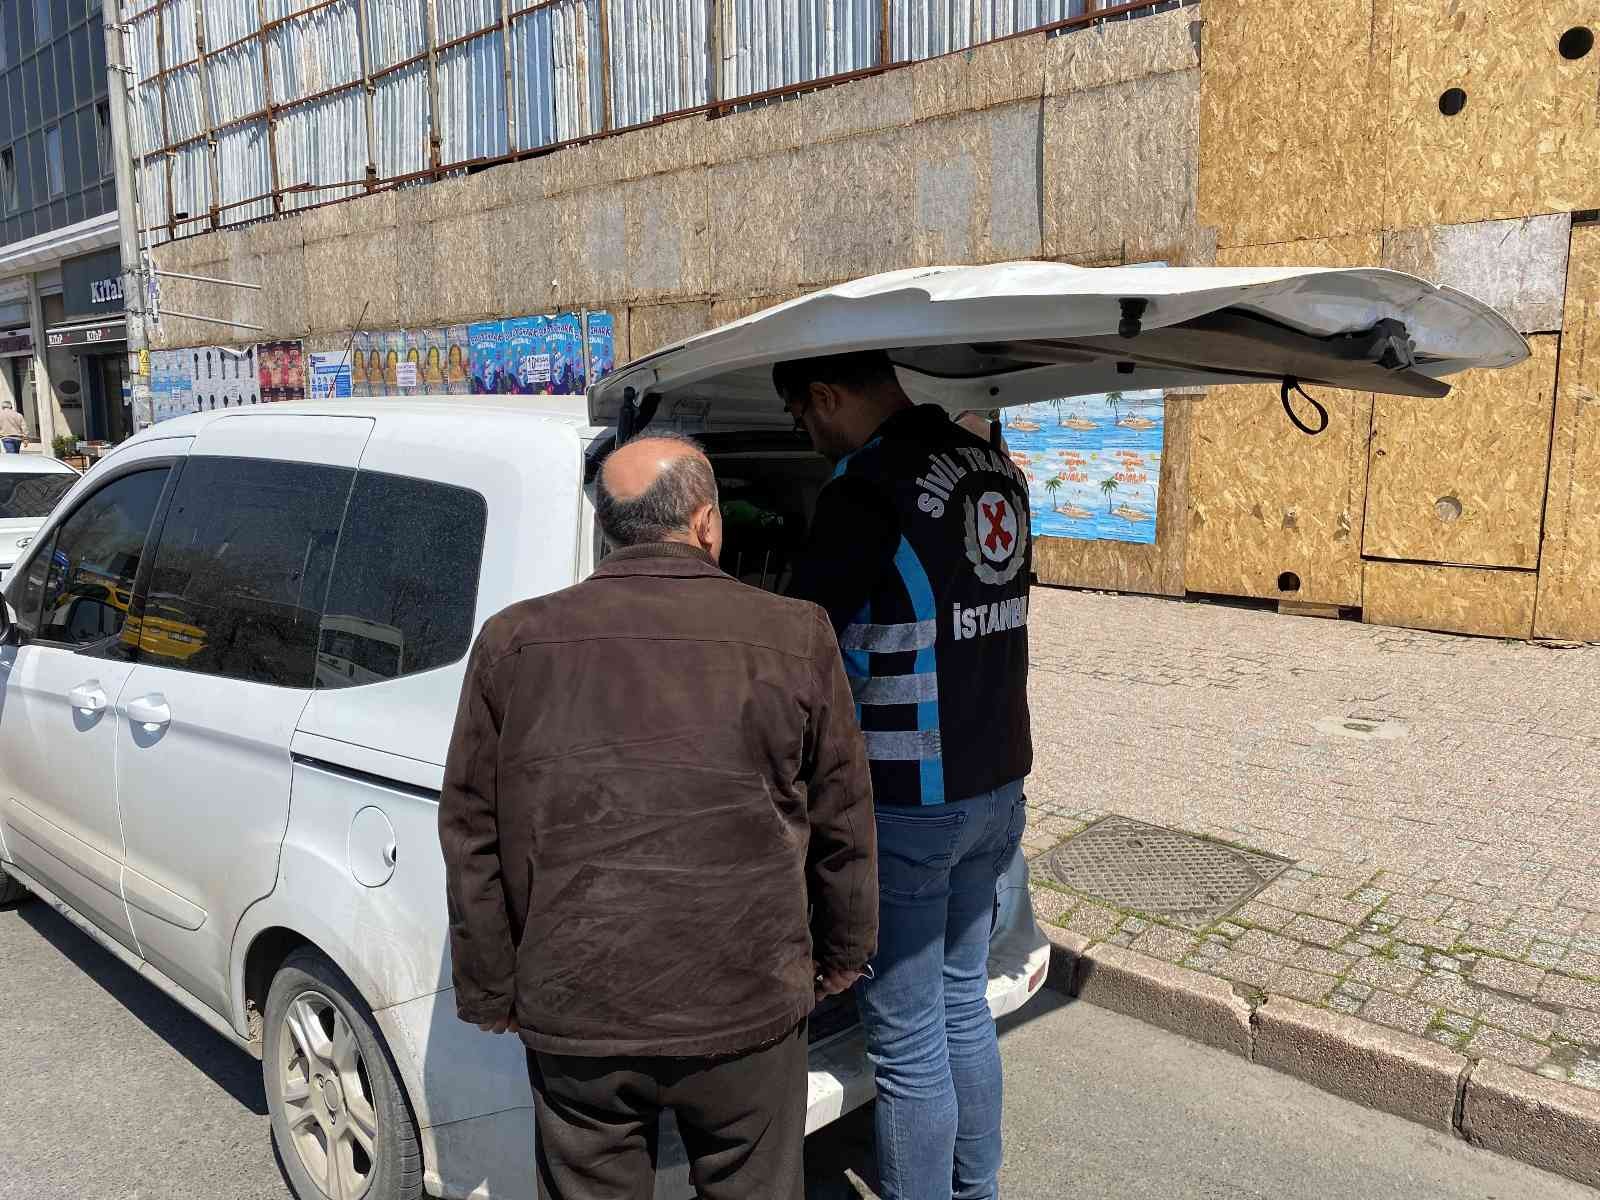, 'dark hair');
772,349,900,405
595,433,718,547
